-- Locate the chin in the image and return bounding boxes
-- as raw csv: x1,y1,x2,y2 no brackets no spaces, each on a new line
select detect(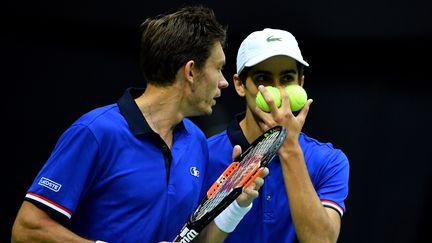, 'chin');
203,108,213,116
193,106,213,117
203,102,215,115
